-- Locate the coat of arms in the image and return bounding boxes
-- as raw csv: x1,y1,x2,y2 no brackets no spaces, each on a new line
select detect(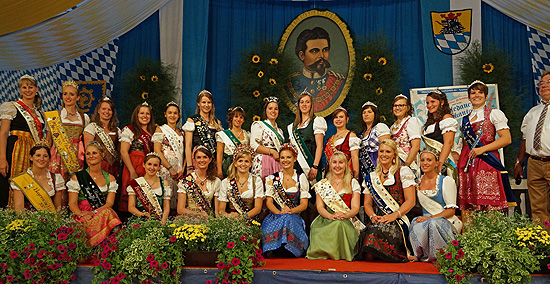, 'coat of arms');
431,9,472,55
